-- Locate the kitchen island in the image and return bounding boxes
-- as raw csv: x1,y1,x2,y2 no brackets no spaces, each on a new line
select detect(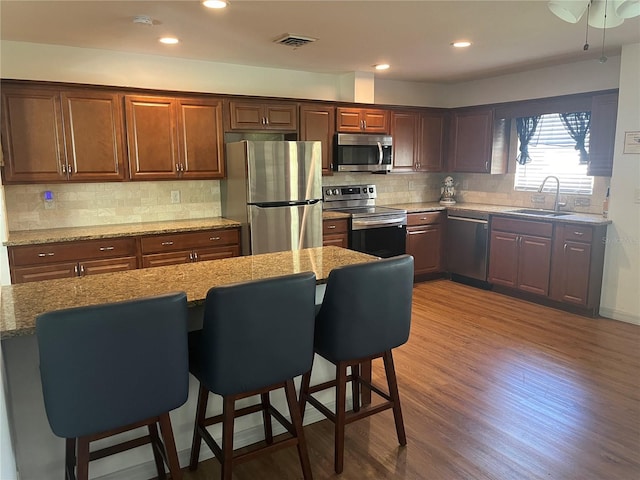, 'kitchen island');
0,246,377,480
